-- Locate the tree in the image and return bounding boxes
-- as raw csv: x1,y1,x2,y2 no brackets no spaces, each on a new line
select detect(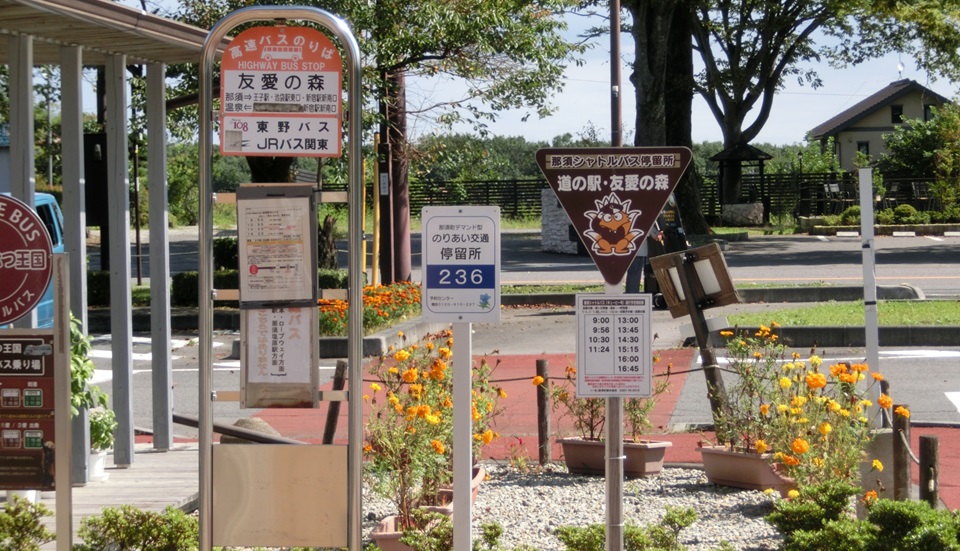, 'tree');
174,0,583,283
878,103,960,208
